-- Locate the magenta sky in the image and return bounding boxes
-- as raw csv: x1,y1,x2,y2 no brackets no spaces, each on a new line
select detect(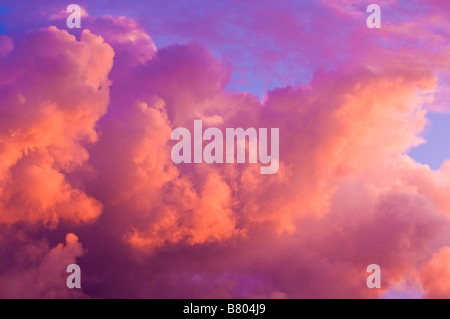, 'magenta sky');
1,0,450,298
